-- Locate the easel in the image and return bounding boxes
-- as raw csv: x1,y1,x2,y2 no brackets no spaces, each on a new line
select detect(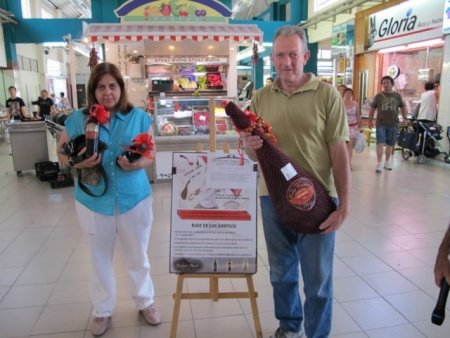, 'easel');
169,273,262,338
170,99,262,338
